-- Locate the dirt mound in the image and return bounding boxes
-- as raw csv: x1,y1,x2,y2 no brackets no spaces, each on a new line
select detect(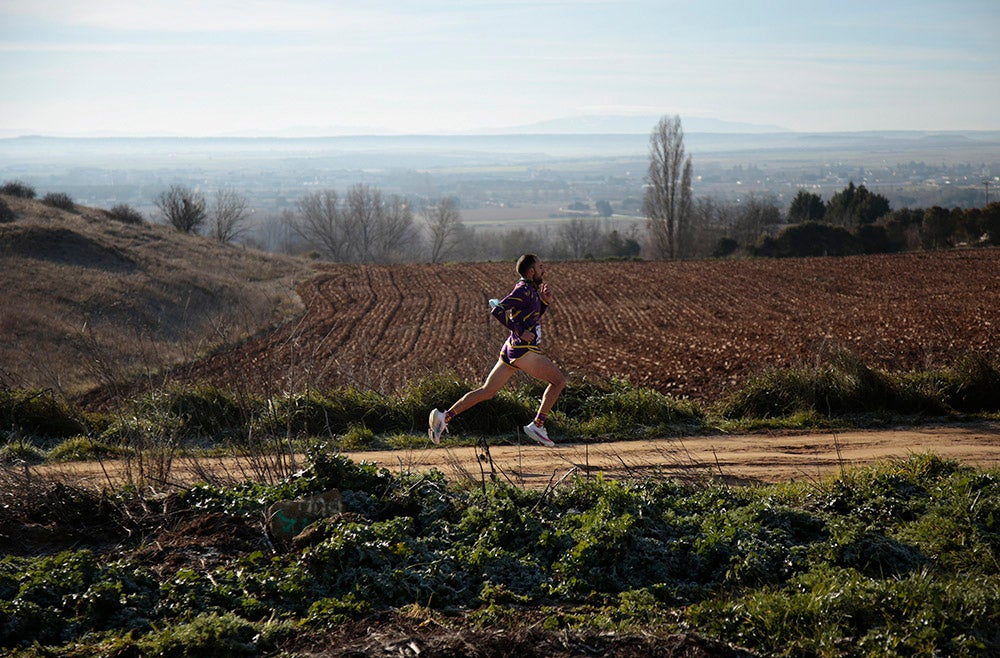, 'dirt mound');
0,481,132,556
293,616,756,657
3,224,138,271
0,195,308,394
129,510,270,573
